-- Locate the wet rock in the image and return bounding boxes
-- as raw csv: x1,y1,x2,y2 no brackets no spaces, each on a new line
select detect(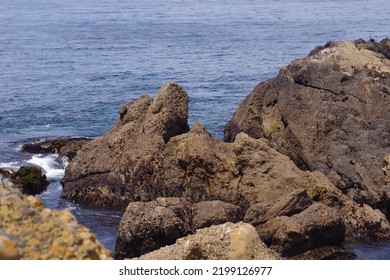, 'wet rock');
257,203,345,257
21,137,91,160
244,188,312,226
224,39,390,212
0,175,112,259
115,197,194,259
193,201,243,229
134,222,280,260
292,245,356,260
10,166,48,195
